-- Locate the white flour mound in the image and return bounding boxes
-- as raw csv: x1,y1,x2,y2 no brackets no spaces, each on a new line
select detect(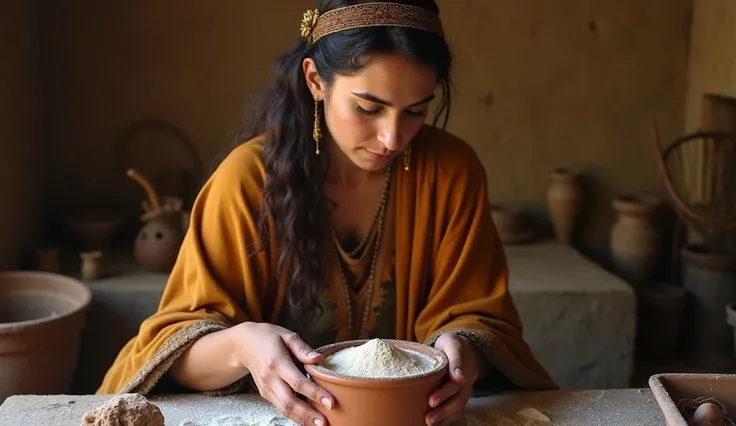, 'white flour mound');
322,338,437,378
